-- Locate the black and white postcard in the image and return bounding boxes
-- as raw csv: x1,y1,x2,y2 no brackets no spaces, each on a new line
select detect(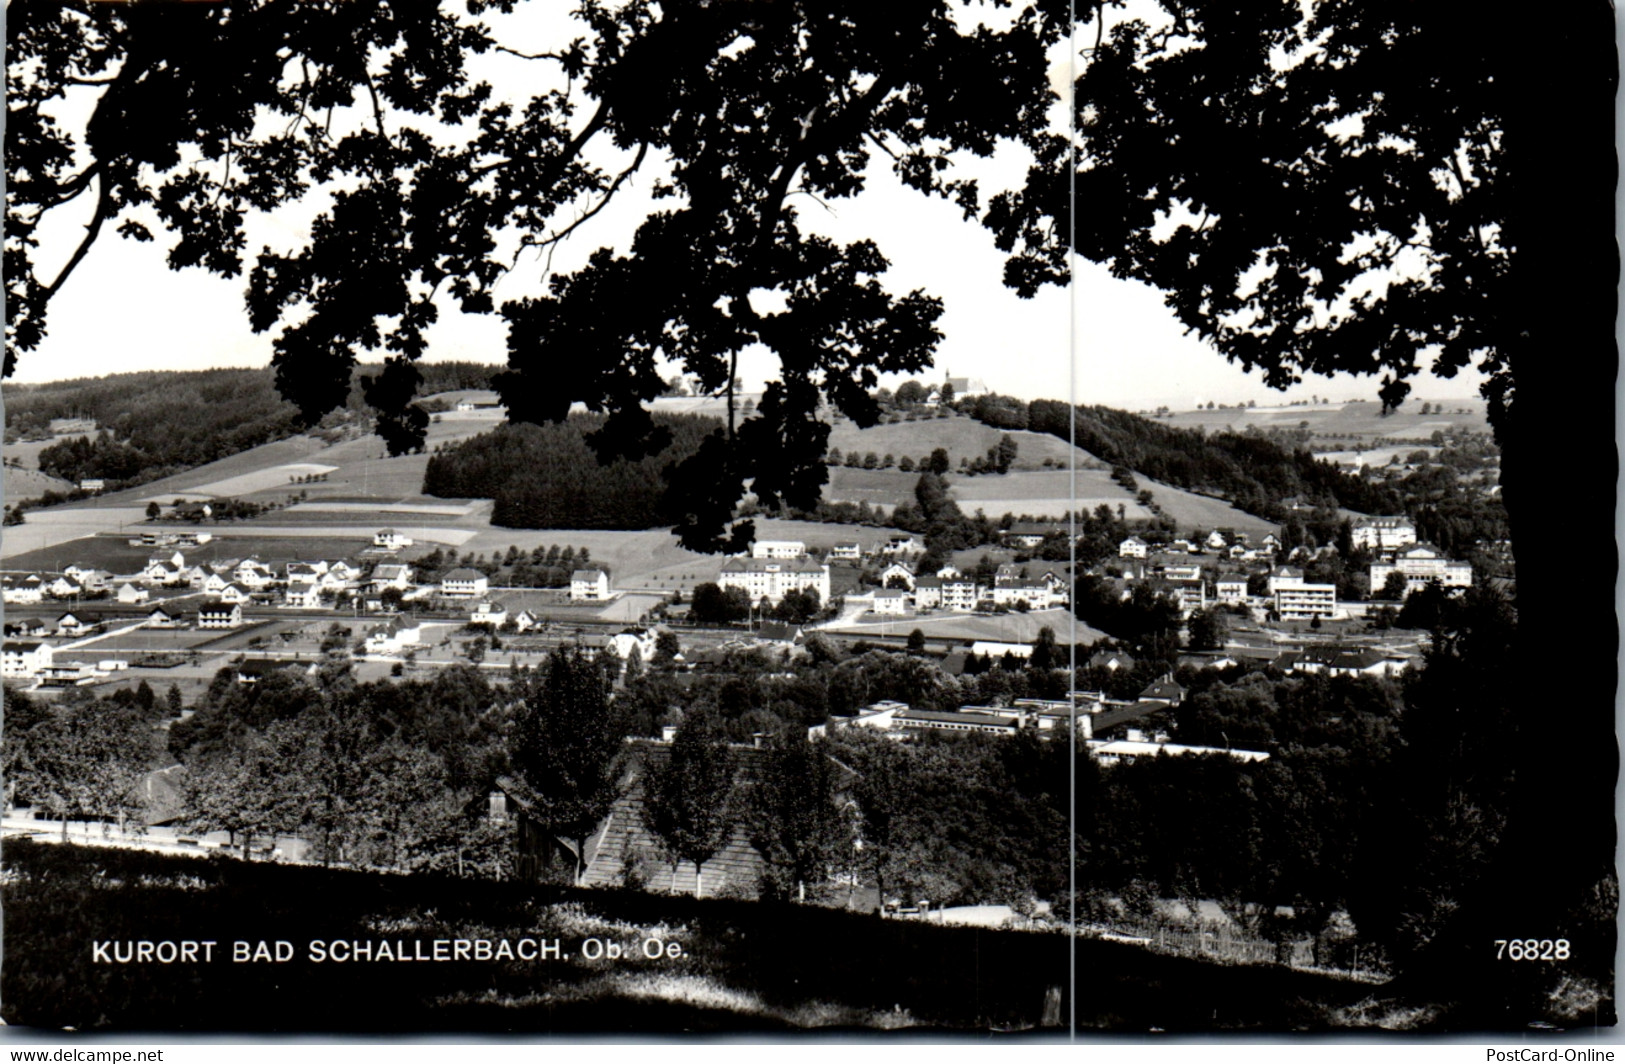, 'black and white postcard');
1,0,1616,1046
